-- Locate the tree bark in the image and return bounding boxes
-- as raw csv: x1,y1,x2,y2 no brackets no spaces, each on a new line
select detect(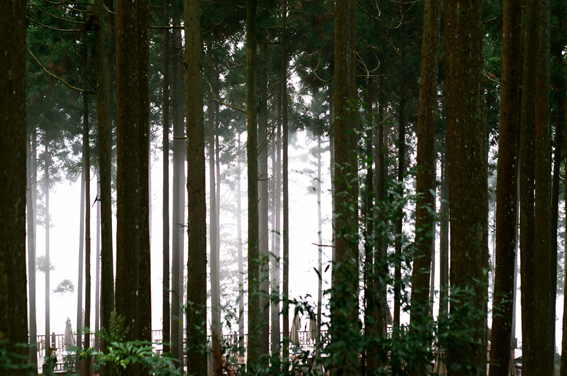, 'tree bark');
439,144,449,320
185,0,207,373
137,0,152,346
331,0,359,374
95,0,114,373
534,0,553,372
44,139,52,352
271,94,281,356
76,170,85,371
258,39,270,358
83,87,92,363
115,2,140,375
281,0,290,362
162,0,171,356
409,0,441,372
246,0,260,365
27,131,39,373
444,0,488,375
488,0,522,374
170,16,186,367
0,2,27,371
207,41,221,338
519,0,539,373
237,134,245,358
